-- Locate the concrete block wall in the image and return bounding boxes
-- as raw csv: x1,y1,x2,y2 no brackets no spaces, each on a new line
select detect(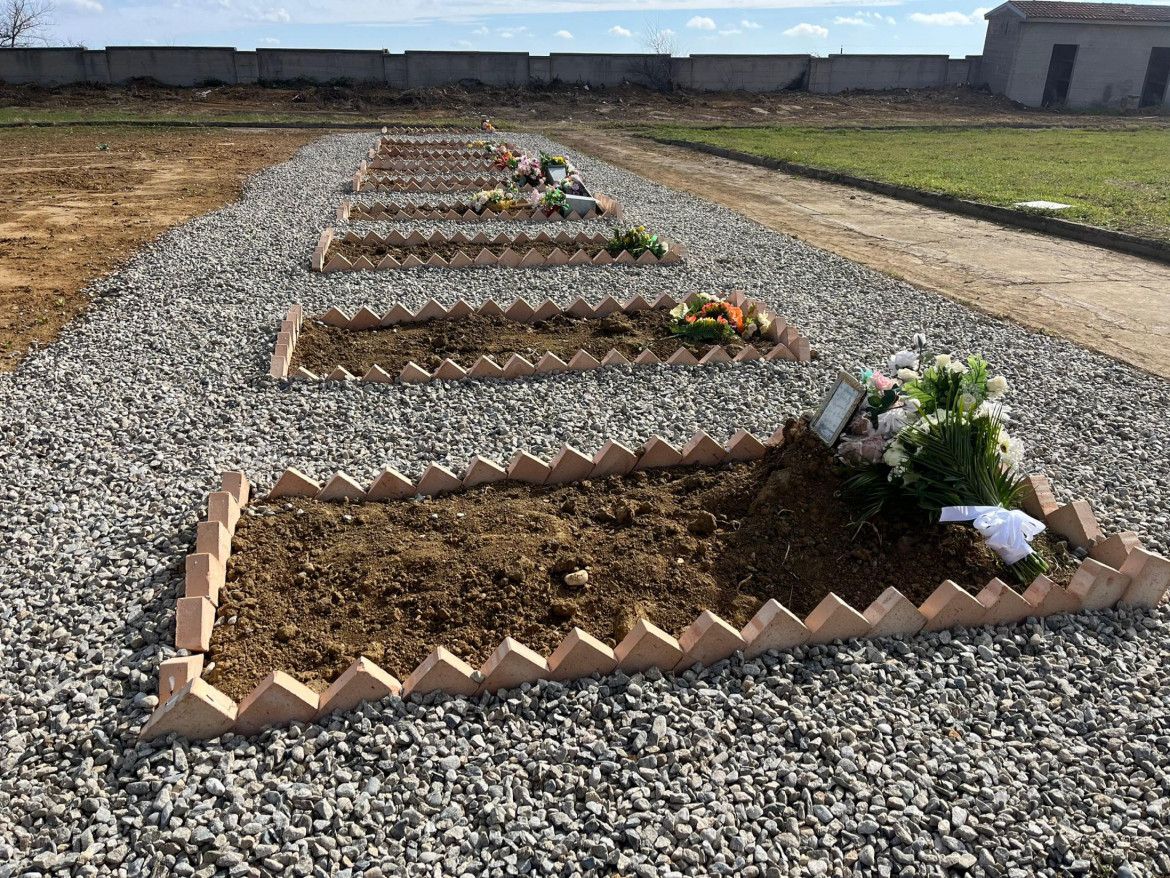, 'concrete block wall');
0,48,86,85
257,49,387,84
547,53,660,88
808,54,952,94
685,54,809,91
0,47,984,95
405,51,529,88
105,46,238,86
